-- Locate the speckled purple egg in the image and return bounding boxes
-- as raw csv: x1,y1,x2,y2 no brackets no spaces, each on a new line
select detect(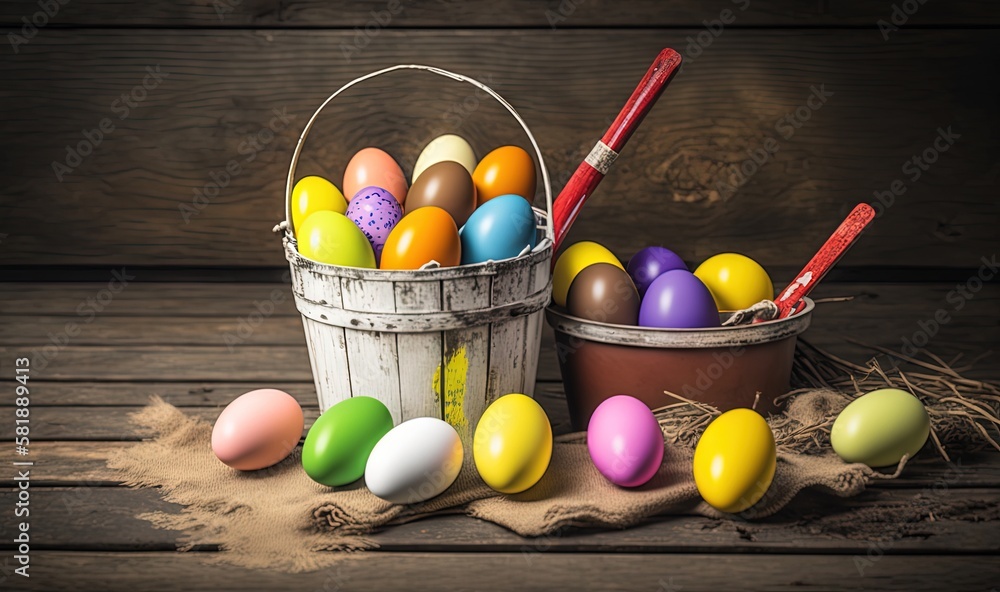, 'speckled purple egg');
346,186,403,264
626,246,687,298
638,270,721,329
